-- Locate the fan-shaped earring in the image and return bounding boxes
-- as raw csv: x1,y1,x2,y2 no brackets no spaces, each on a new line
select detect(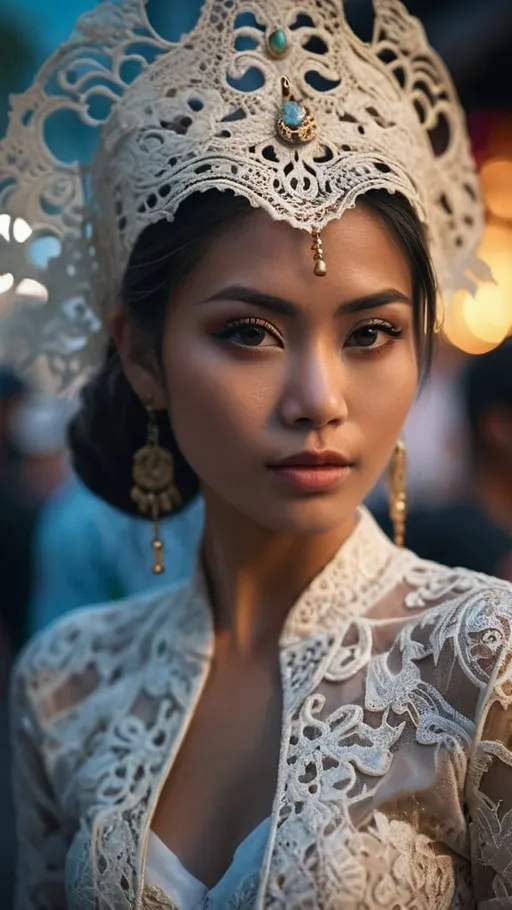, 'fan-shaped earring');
131,408,181,574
